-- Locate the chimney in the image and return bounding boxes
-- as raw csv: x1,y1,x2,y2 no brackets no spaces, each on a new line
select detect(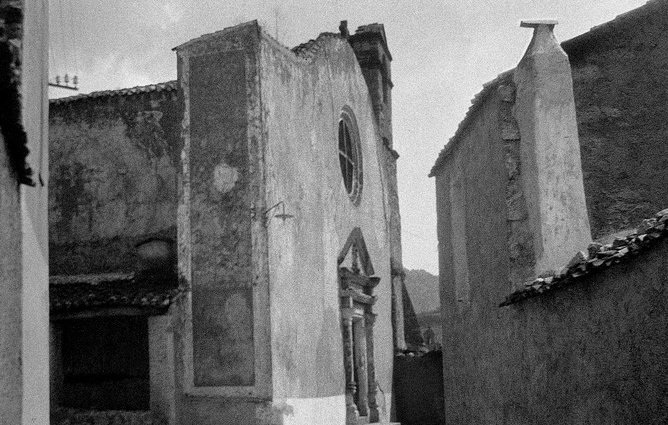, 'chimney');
512,20,591,275
339,20,350,38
